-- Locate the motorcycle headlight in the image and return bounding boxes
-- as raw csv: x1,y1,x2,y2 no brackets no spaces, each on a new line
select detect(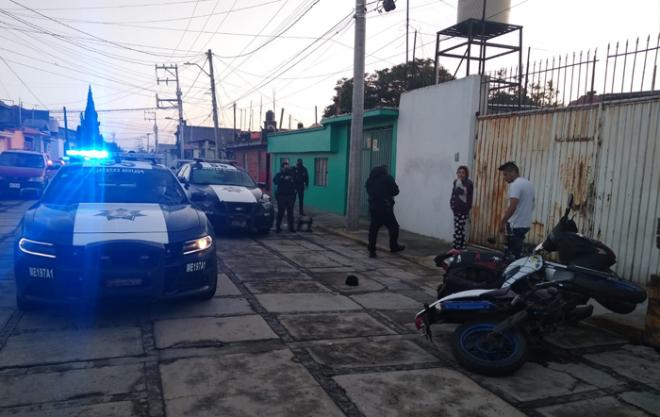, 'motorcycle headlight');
18,238,56,258
182,235,213,255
